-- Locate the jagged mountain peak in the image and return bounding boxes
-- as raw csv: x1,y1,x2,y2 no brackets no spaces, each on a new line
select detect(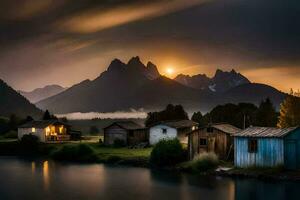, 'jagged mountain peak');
127,56,144,68
146,61,160,79
107,58,126,72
